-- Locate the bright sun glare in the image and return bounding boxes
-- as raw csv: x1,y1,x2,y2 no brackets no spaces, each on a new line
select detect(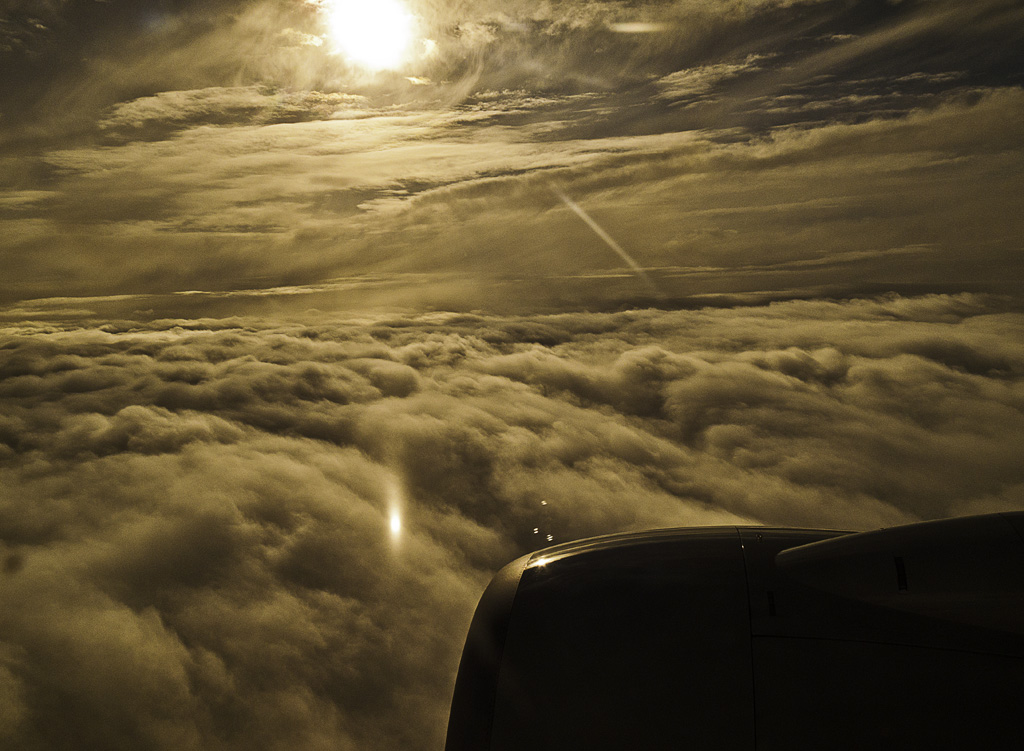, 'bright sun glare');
325,0,417,71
